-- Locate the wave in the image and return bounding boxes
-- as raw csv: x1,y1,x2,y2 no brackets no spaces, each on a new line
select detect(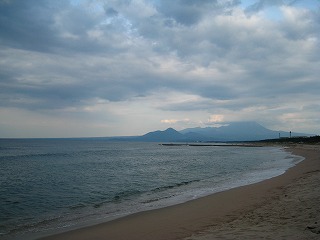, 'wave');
112,190,142,202
68,203,87,210
141,195,172,204
151,179,201,193
0,148,124,162
0,152,71,161
68,190,143,209
3,214,62,237
91,190,143,209
93,180,201,208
